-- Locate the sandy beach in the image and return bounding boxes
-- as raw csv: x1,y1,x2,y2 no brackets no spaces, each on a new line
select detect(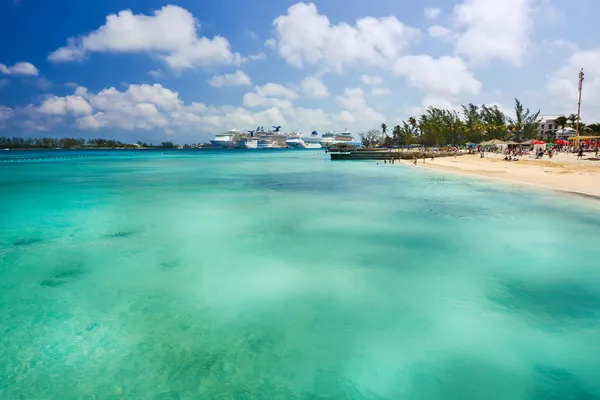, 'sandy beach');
403,152,600,198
